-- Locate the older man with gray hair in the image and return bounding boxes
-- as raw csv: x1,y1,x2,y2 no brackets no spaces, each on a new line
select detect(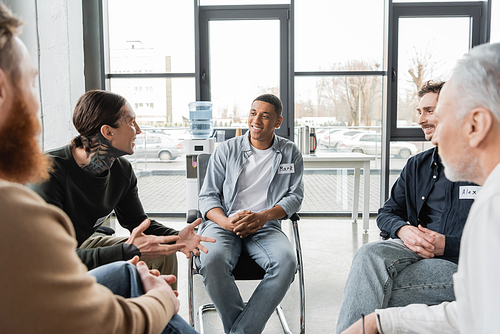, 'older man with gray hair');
342,42,500,334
